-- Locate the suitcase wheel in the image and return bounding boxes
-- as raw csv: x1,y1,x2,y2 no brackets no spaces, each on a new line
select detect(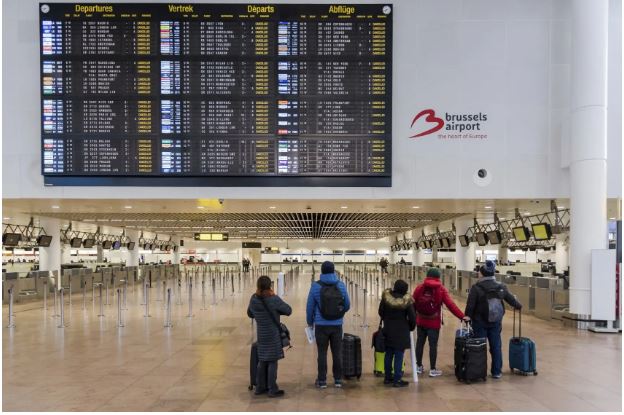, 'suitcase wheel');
248,385,253,390
534,371,538,375
357,375,361,380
